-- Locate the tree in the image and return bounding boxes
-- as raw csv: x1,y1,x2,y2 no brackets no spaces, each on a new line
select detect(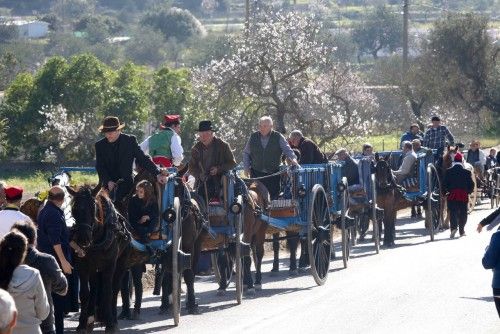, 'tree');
0,52,21,90
0,0,55,14
151,67,199,148
141,7,206,43
424,13,499,115
75,15,124,44
0,117,7,158
192,11,377,150
352,5,403,59
0,24,18,43
125,26,168,67
105,63,151,138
